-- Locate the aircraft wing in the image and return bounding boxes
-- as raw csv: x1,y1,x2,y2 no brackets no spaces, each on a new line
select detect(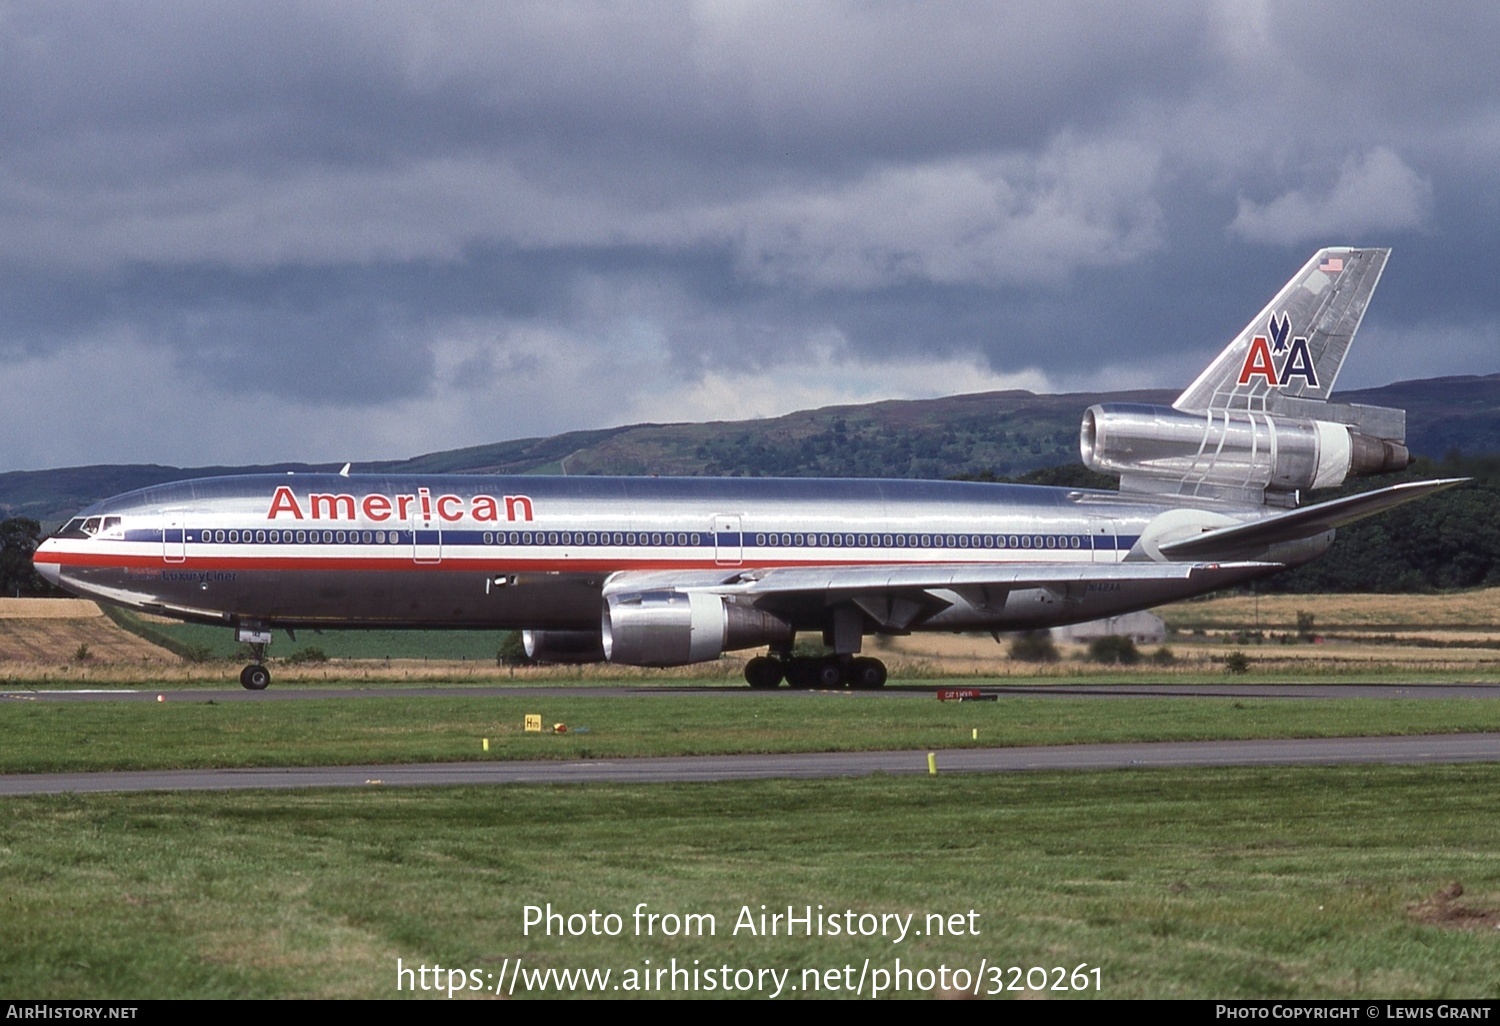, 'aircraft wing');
604,561,1278,597
603,560,1281,632
1157,477,1467,561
